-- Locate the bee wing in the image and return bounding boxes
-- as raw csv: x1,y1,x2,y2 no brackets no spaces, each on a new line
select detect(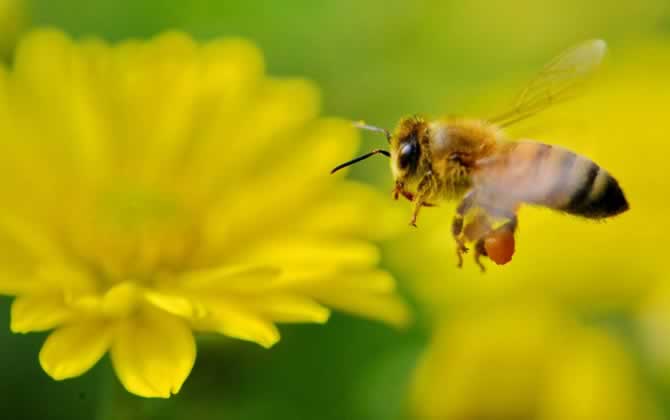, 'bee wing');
468,158,526,221
469,142,584,219
488,39,607,127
